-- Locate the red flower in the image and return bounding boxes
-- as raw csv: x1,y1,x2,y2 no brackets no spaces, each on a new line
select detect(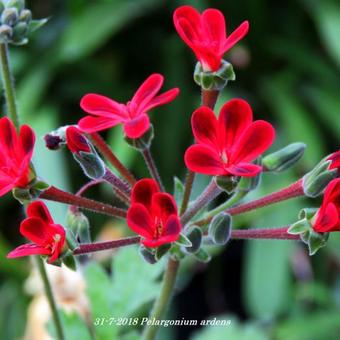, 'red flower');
127,179,181,247
328,150,340,171
78,74,179,139
173,5,249,72
0,117,35,197
7,201,66,263
313,179,340,233
184,99,275,177
66,126,91,154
